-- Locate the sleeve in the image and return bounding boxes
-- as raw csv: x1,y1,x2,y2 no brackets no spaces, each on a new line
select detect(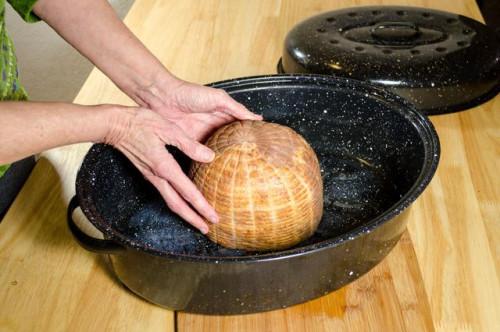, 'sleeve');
7,0,40,23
